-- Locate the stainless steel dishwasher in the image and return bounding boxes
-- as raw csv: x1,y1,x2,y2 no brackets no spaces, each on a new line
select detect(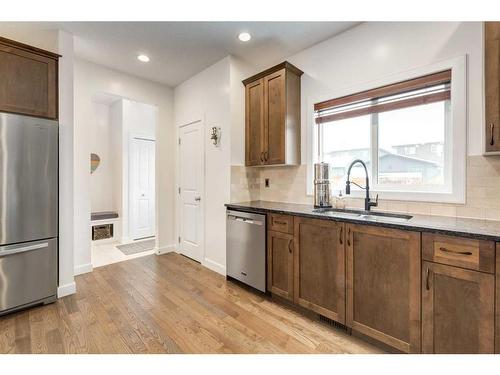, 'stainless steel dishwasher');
226,210,266,292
